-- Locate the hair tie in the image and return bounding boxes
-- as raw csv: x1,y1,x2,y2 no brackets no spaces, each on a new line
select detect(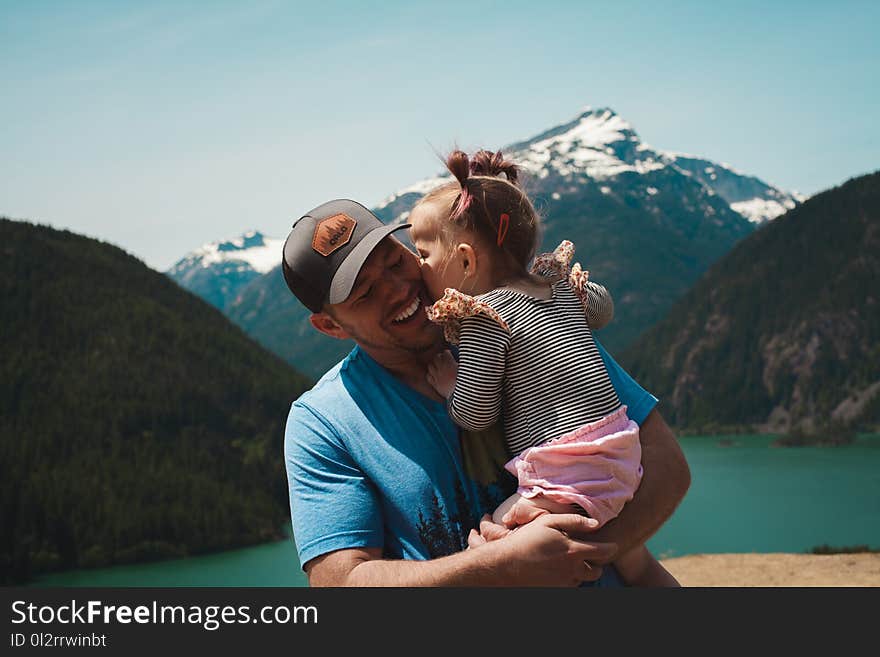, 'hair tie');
454,188,472,220
497,213,510,246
